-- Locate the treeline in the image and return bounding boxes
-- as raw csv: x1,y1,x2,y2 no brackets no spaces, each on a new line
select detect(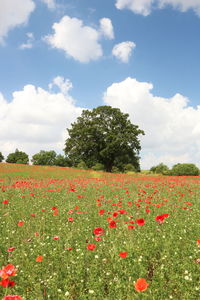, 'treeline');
0,149,137,173
149,162,199,176
0,150,199,175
